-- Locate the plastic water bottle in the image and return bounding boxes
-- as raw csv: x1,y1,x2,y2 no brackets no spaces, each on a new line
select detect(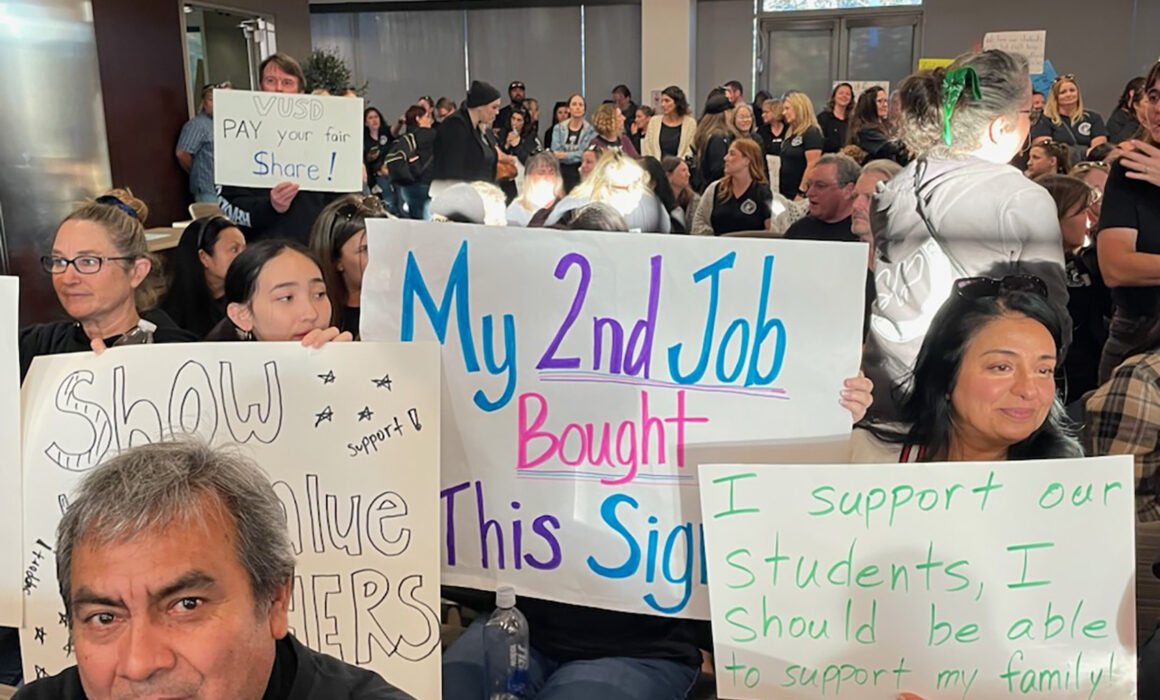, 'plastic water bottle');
484,586,529,700
113,319,156,346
